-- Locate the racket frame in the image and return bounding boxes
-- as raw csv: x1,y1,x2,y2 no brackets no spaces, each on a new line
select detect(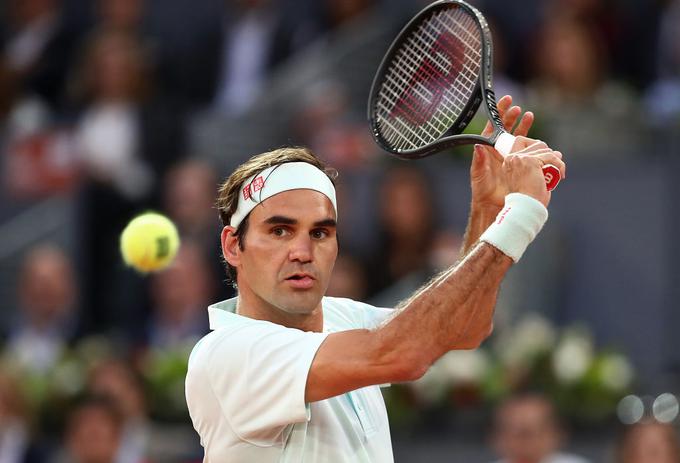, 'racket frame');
367,0,506,160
